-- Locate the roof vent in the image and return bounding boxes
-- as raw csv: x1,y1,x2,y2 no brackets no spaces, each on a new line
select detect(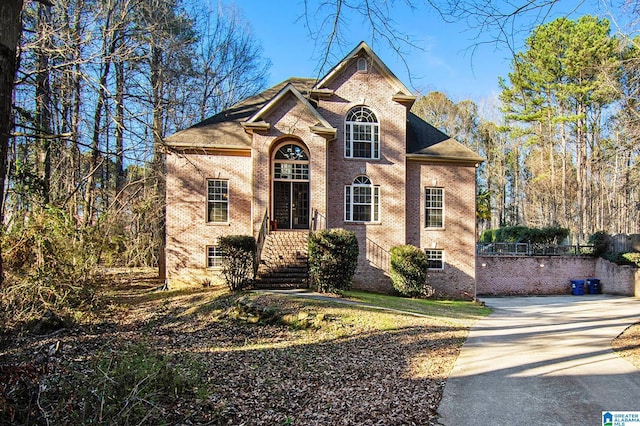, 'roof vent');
357,57,368,72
